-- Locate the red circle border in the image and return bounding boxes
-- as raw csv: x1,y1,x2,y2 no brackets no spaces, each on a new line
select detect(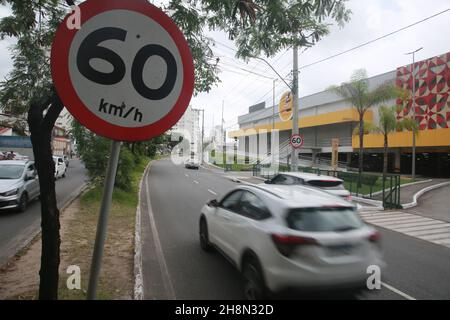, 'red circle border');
290,134,304,149
51,0,195,142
